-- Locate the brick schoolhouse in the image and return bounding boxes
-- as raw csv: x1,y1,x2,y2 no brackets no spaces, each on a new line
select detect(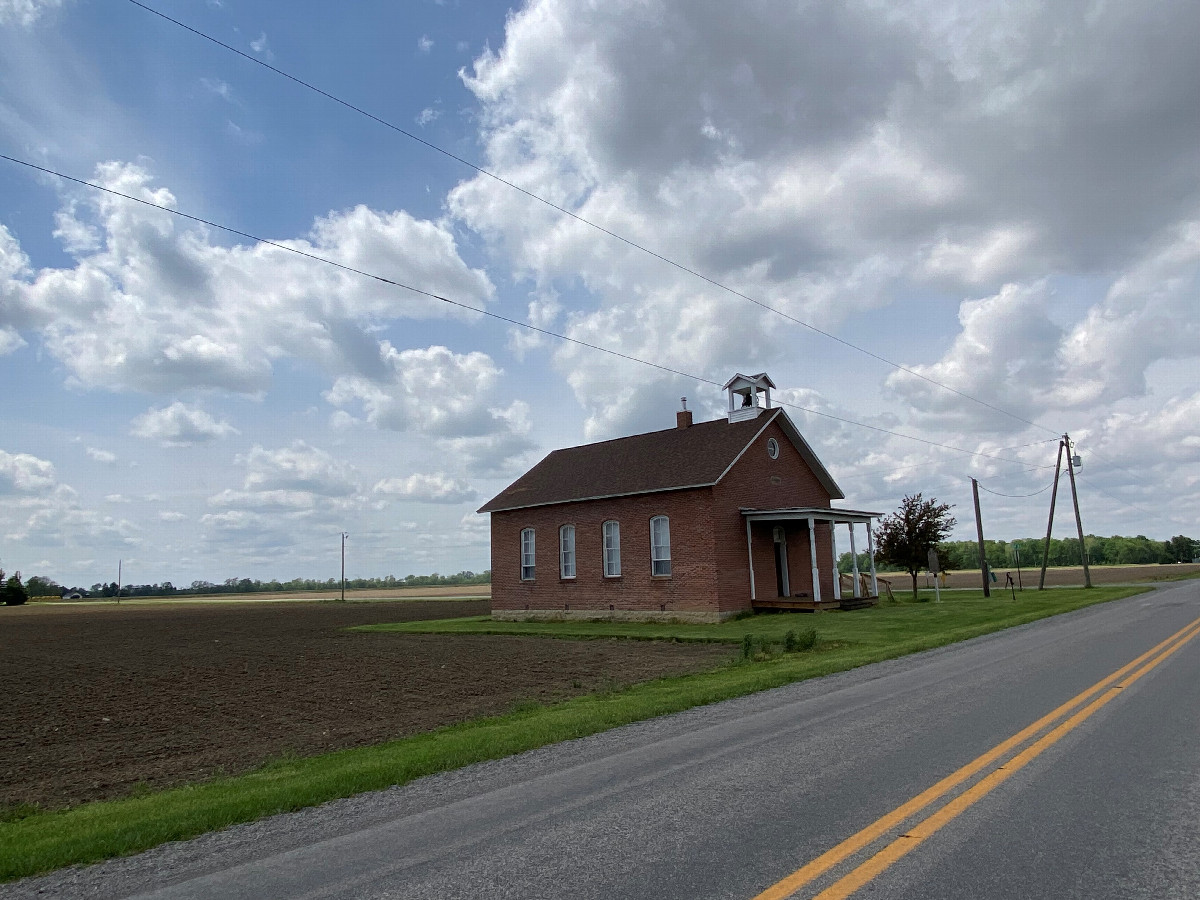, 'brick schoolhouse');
479,374,882,622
